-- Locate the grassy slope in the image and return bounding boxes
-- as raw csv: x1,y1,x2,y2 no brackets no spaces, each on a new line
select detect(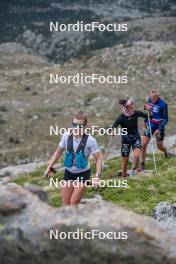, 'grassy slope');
12,153,176,216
